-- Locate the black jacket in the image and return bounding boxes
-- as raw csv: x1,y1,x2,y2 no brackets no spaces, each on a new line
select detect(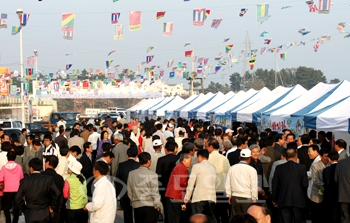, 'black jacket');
42,168,64,210
298,145,313,170
15,173,61,222
116,159,140,198
79,152,96,180
156,154,179,195
272,160,308,208
323,163,338,205
228,149,241,166
273,143,285,154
